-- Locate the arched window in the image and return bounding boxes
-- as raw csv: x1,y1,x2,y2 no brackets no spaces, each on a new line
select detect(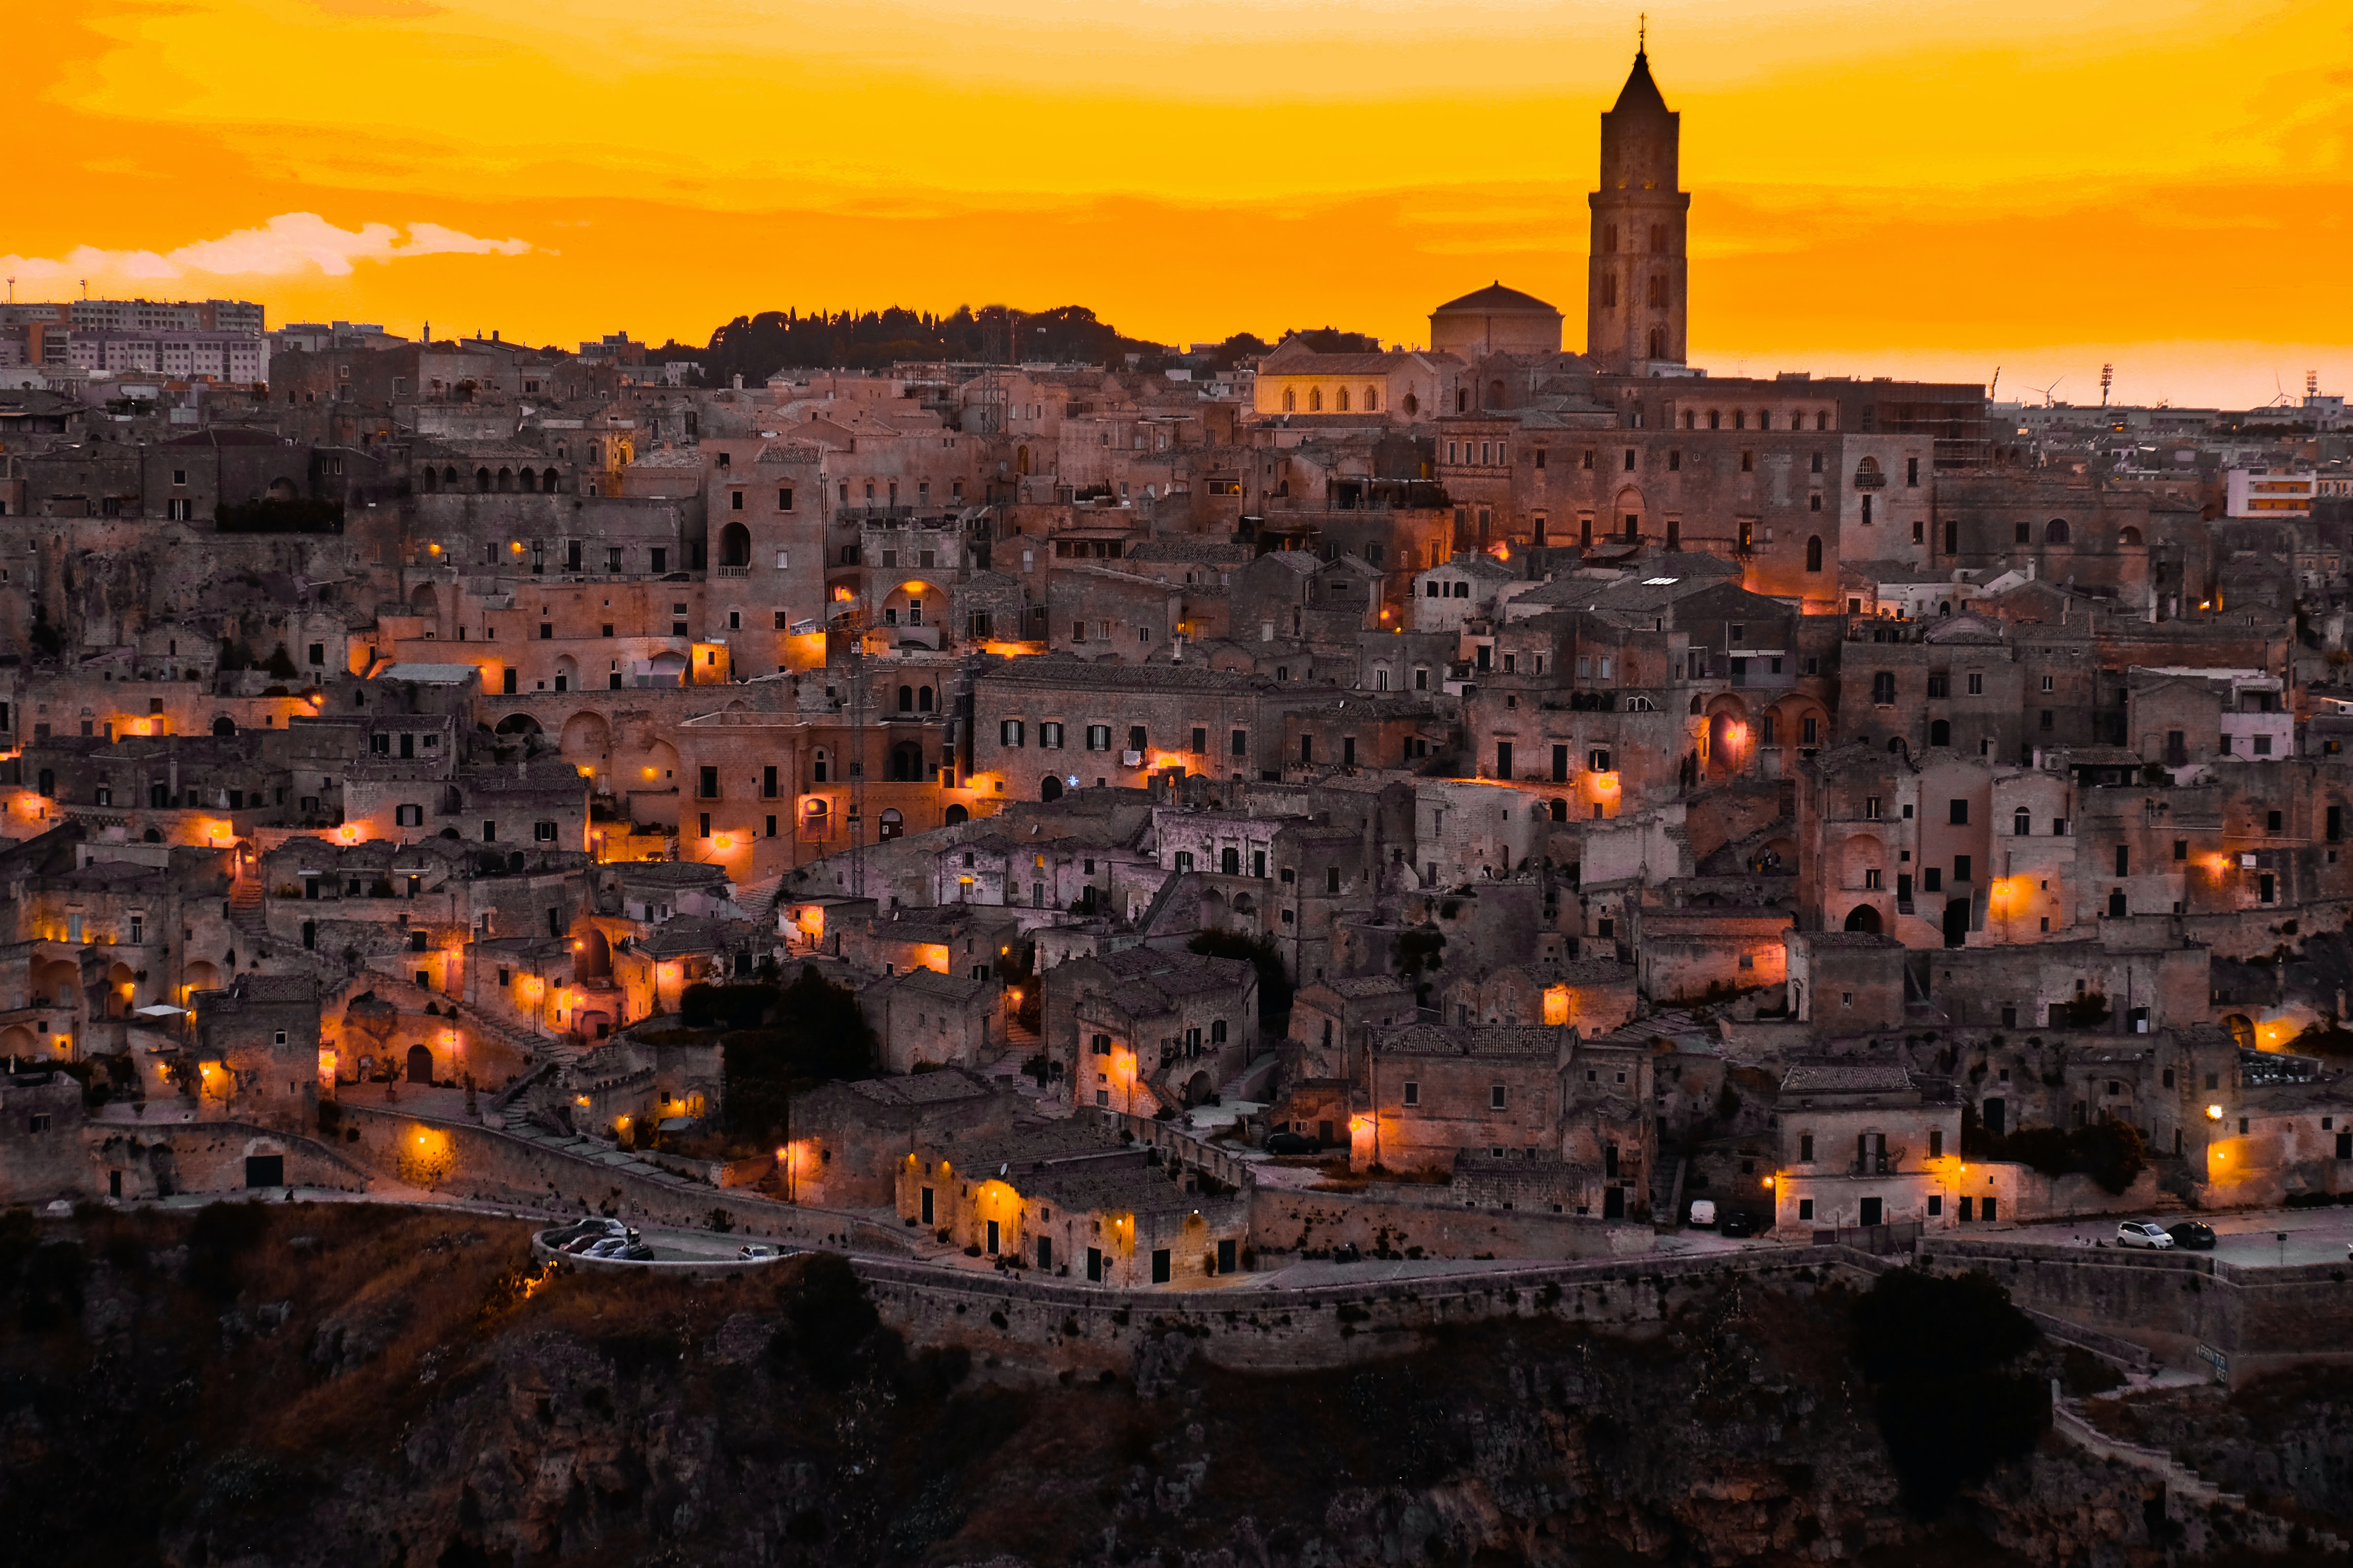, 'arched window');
1330,387,1346,413
1041,775,1064,802
1402,392,1418,416
587,442,601,464
419,467,437,492
918,686,934,712
1707,410,1721,429
475,467,491,492
1456,389,1469,413
2014,808,2032,836
442,465,458,487
497,467,513,491
1733,411,1745,431
1844,904,1883,934
1364,387,1379,413
1806,535,1823,571
897,684,914,713
1550,798,1569,822
1647,274,1668,307
2119,526,2142,546
518,468,536,491
543,469,559,493
944,804,969,826
1602,274,1618,308
1282,389,1295,412
878,808,904,841
1930,719,1951,747
2046,518,2070,544
1308,388,1322,412
1487,379,1505,408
